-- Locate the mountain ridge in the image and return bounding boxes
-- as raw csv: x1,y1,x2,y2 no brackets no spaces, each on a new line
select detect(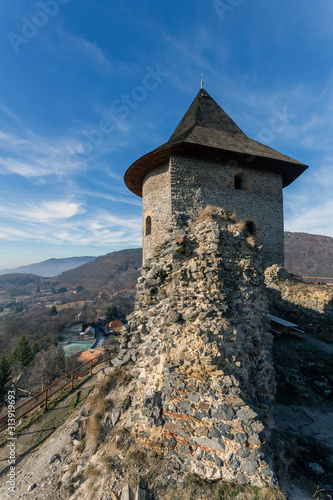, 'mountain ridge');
0,232,332,281
284,231,333,277
0,256,96,277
